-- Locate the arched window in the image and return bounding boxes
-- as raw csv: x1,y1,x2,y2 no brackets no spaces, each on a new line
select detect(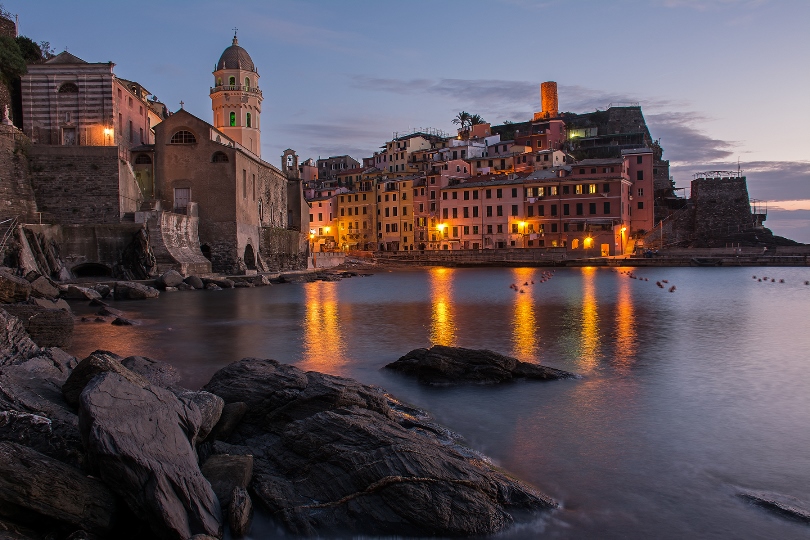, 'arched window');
217,77,222,86
170,130,196,144
58,82,79,93
229,112,236,127
134,154,152,164
228,76,235,86
244,77,250,88
246,113,251,128
212,152,229,163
